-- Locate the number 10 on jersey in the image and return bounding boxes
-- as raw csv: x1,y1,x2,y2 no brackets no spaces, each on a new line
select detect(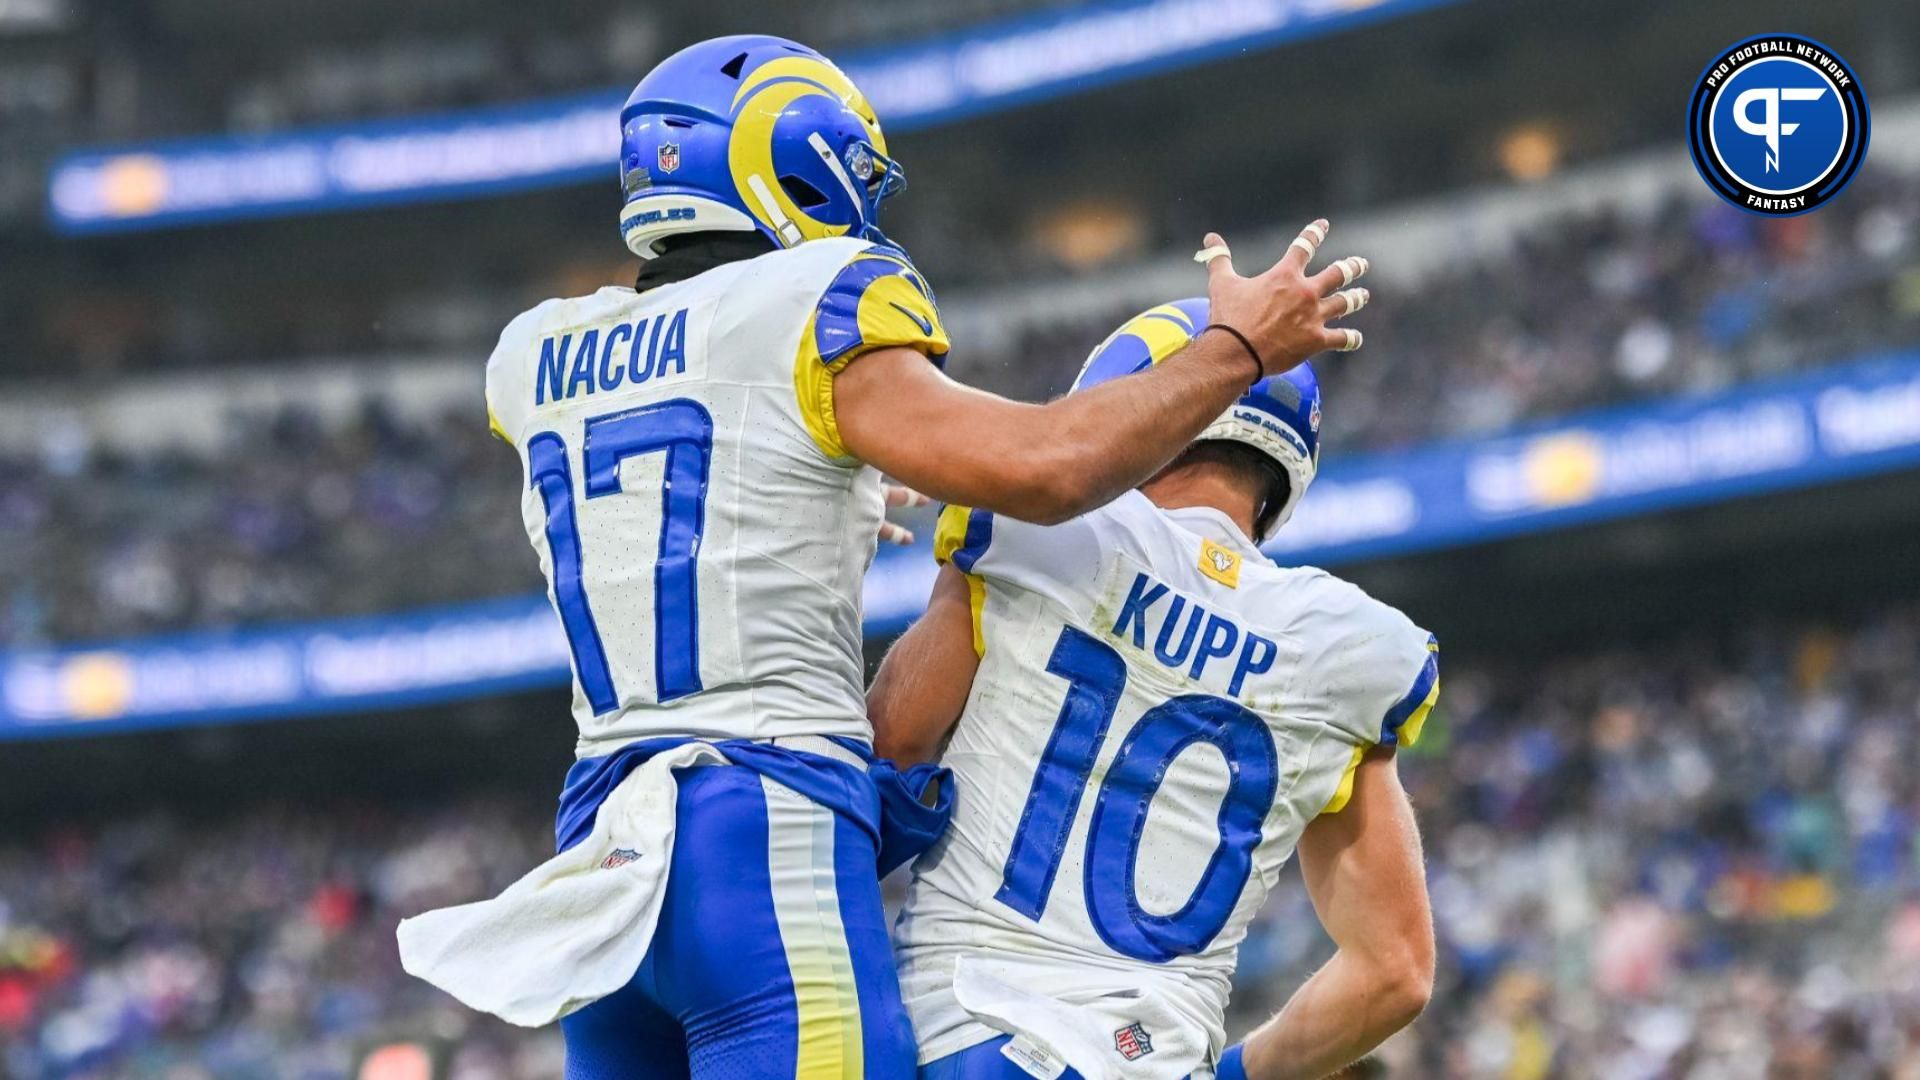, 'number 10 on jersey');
996,626,1281,963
